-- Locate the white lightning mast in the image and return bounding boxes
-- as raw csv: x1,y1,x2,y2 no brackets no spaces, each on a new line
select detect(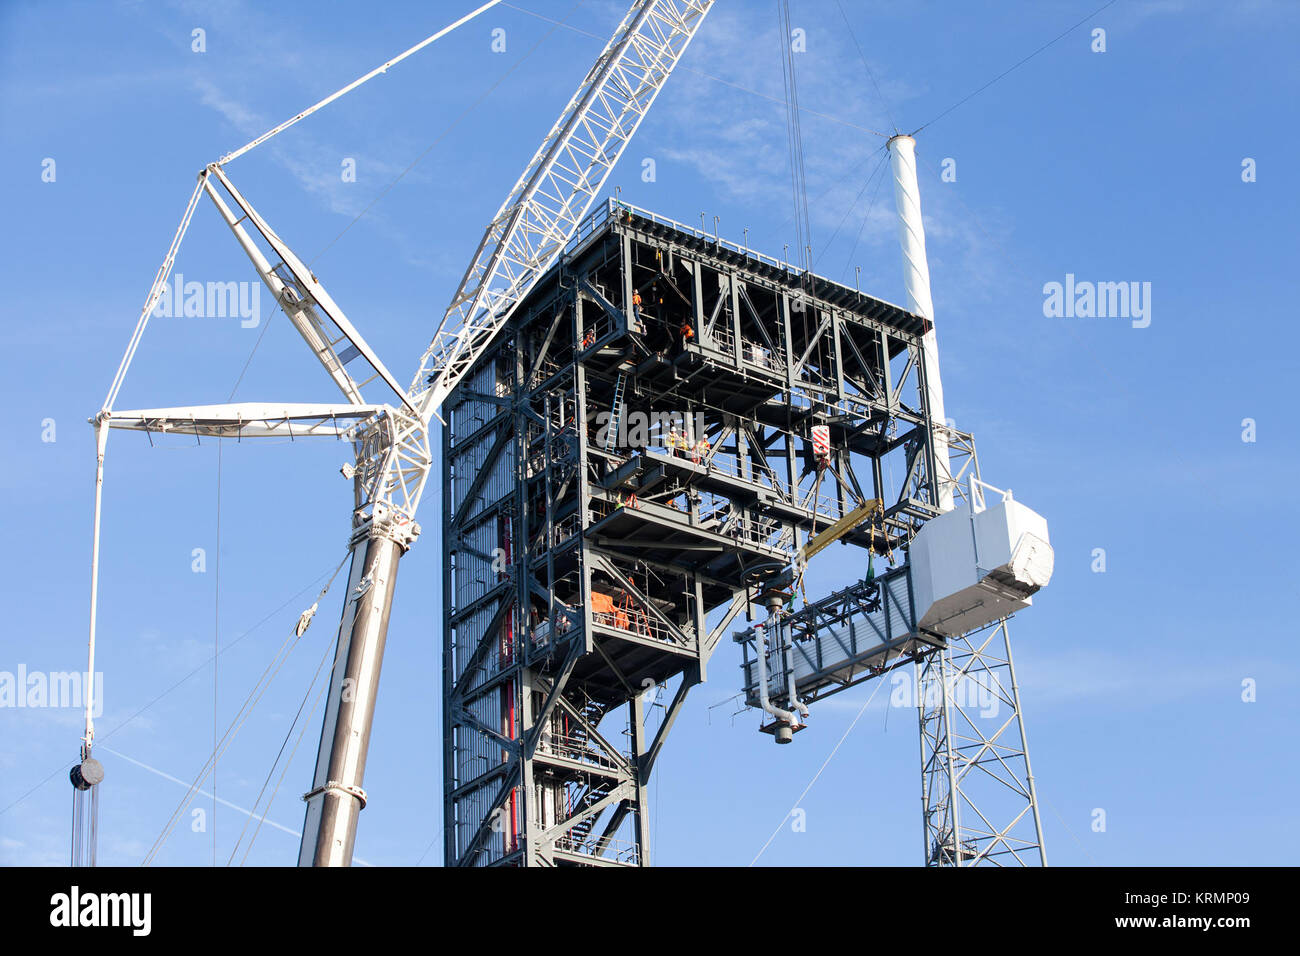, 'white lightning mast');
887,134,955,512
